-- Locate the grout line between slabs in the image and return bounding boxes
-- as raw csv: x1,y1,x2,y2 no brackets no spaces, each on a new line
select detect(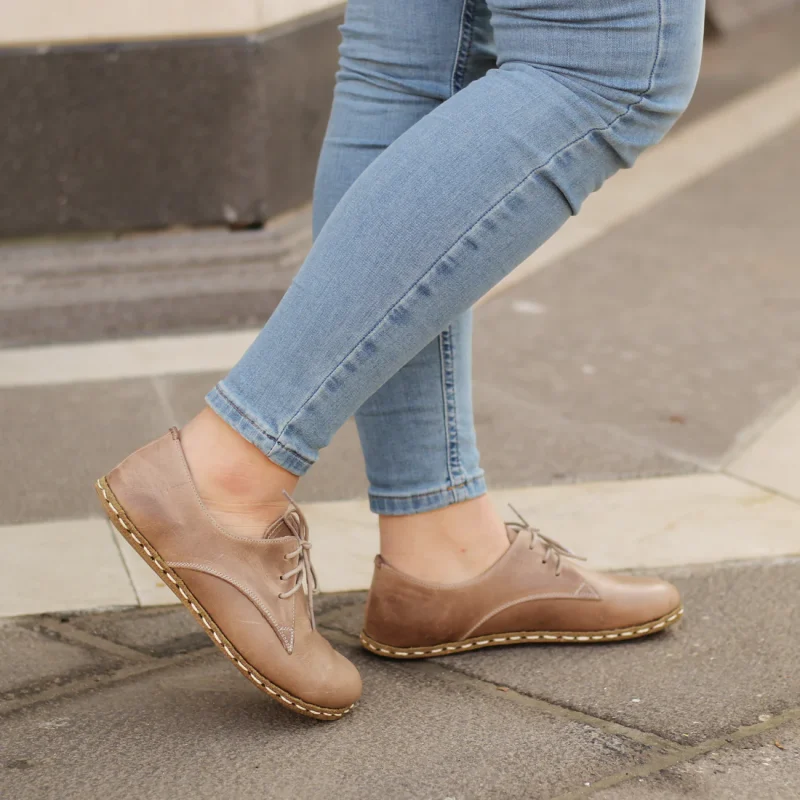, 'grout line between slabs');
26,616,154,664
720,471,800,510
105,518,144,608
551,705,800,799
718,380,800,470
0,648,214,719
322,628,682,753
